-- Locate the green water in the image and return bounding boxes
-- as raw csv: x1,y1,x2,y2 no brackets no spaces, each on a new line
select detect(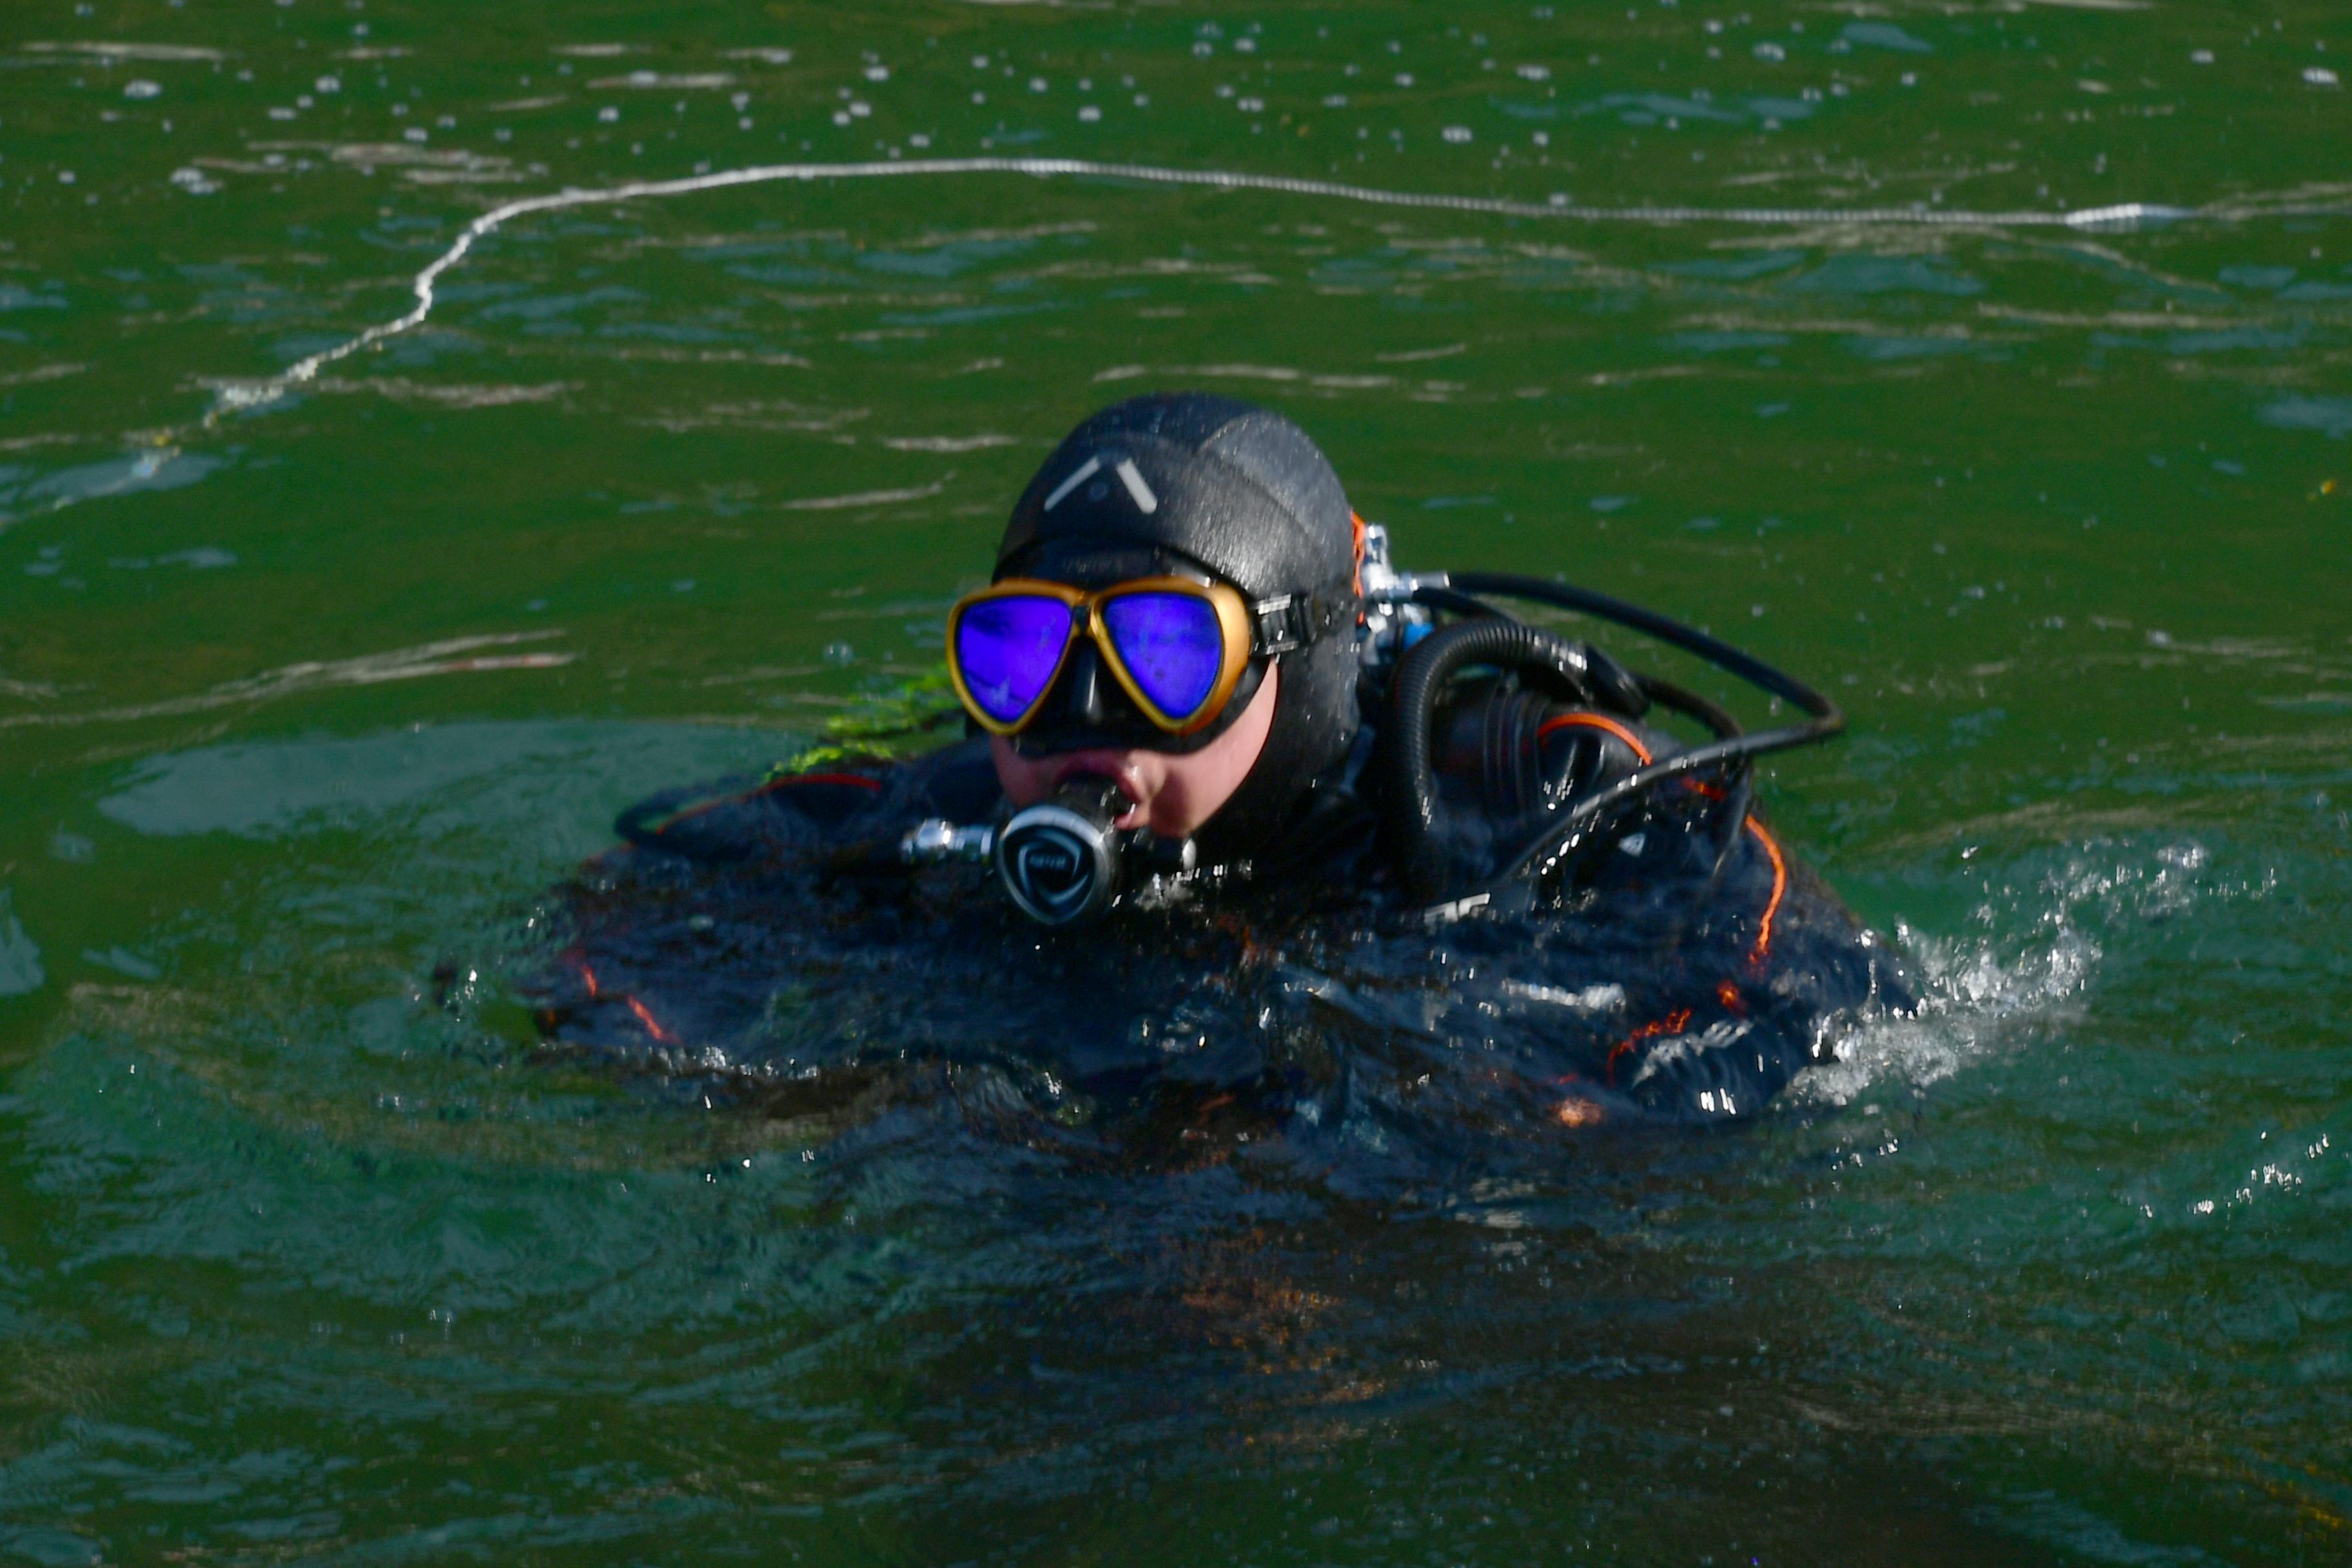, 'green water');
5,0,2351,1561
